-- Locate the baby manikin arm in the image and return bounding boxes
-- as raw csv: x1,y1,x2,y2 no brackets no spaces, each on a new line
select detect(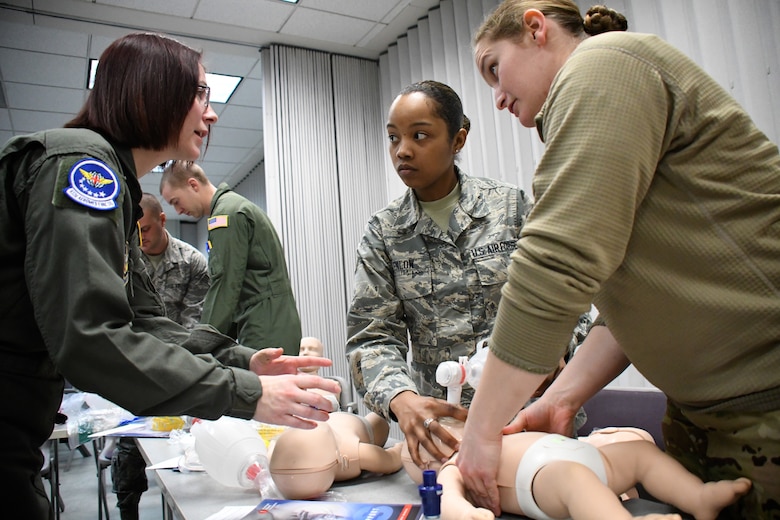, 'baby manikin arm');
357,442,403,474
